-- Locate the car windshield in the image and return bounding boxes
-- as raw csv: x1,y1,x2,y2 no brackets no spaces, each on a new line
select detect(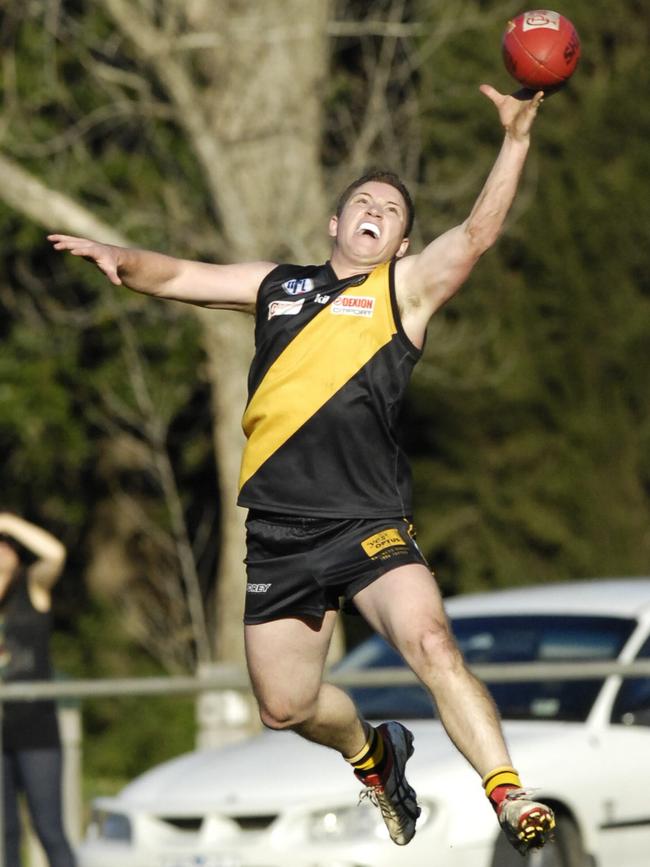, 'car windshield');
336,615,636,722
